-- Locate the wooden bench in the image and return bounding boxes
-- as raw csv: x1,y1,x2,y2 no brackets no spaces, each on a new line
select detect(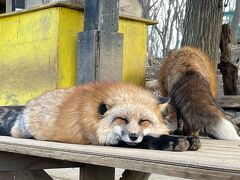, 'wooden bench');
0,96,239,179
0,136,239,180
